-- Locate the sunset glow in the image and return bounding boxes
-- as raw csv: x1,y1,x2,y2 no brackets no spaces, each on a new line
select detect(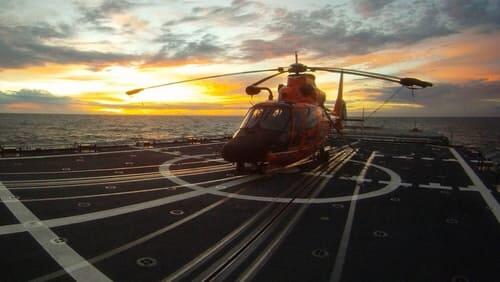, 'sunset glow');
1,0,499,116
